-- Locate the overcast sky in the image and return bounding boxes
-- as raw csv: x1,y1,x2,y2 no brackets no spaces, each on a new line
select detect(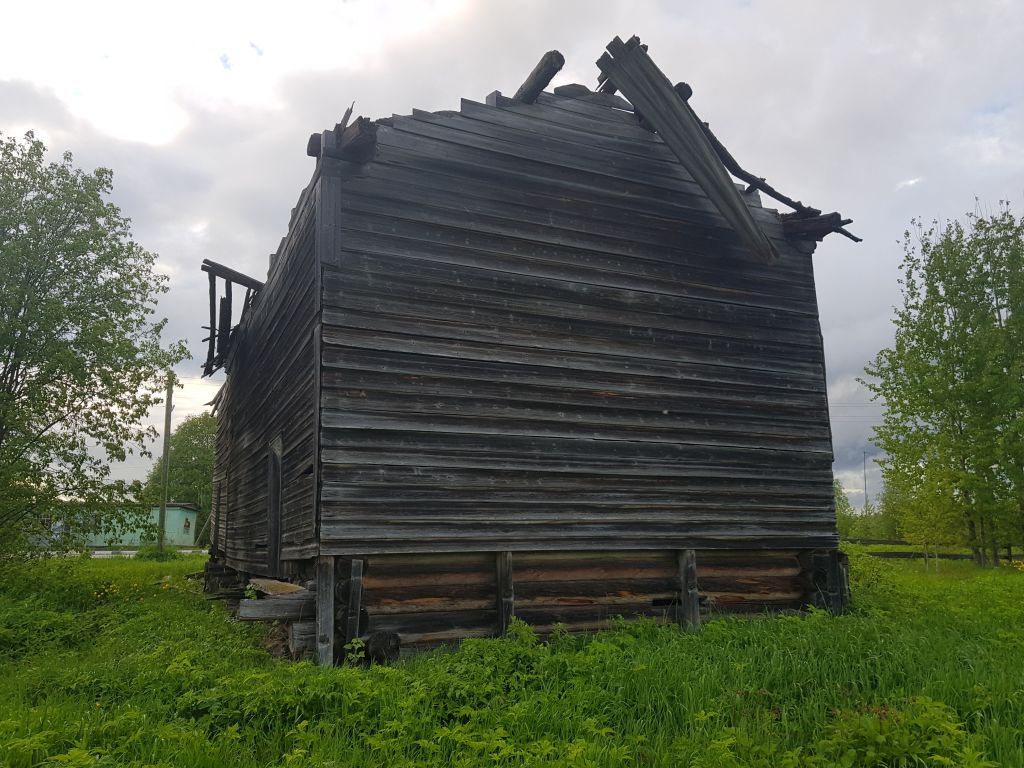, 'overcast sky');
2,0,1021,504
